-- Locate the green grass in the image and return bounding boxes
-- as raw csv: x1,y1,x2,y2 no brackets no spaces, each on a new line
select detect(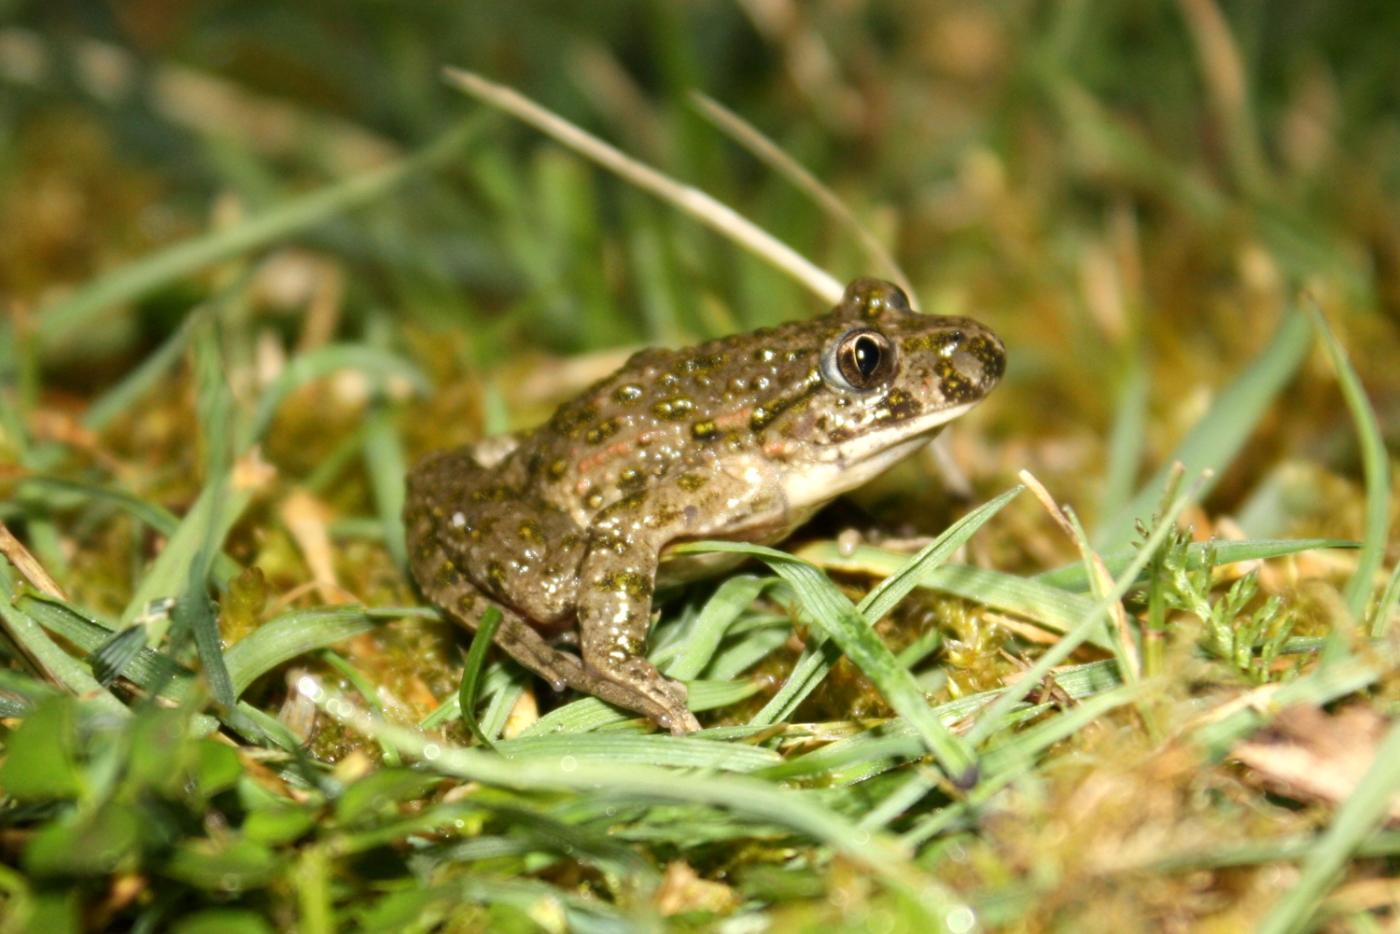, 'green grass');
1,4,1398,931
